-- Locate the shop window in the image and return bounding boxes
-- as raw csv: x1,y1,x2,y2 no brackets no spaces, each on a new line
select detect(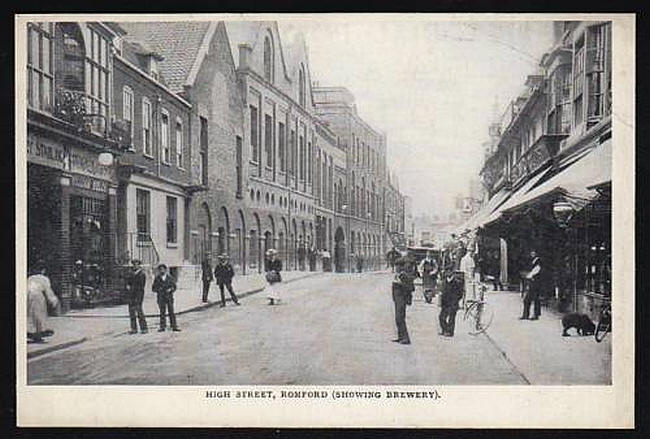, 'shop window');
166,196,177,244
